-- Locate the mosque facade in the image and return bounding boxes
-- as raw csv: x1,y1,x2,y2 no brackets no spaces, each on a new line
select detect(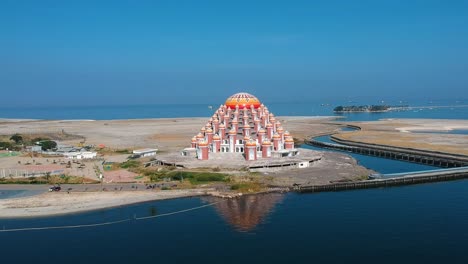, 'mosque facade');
188,92,297,161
